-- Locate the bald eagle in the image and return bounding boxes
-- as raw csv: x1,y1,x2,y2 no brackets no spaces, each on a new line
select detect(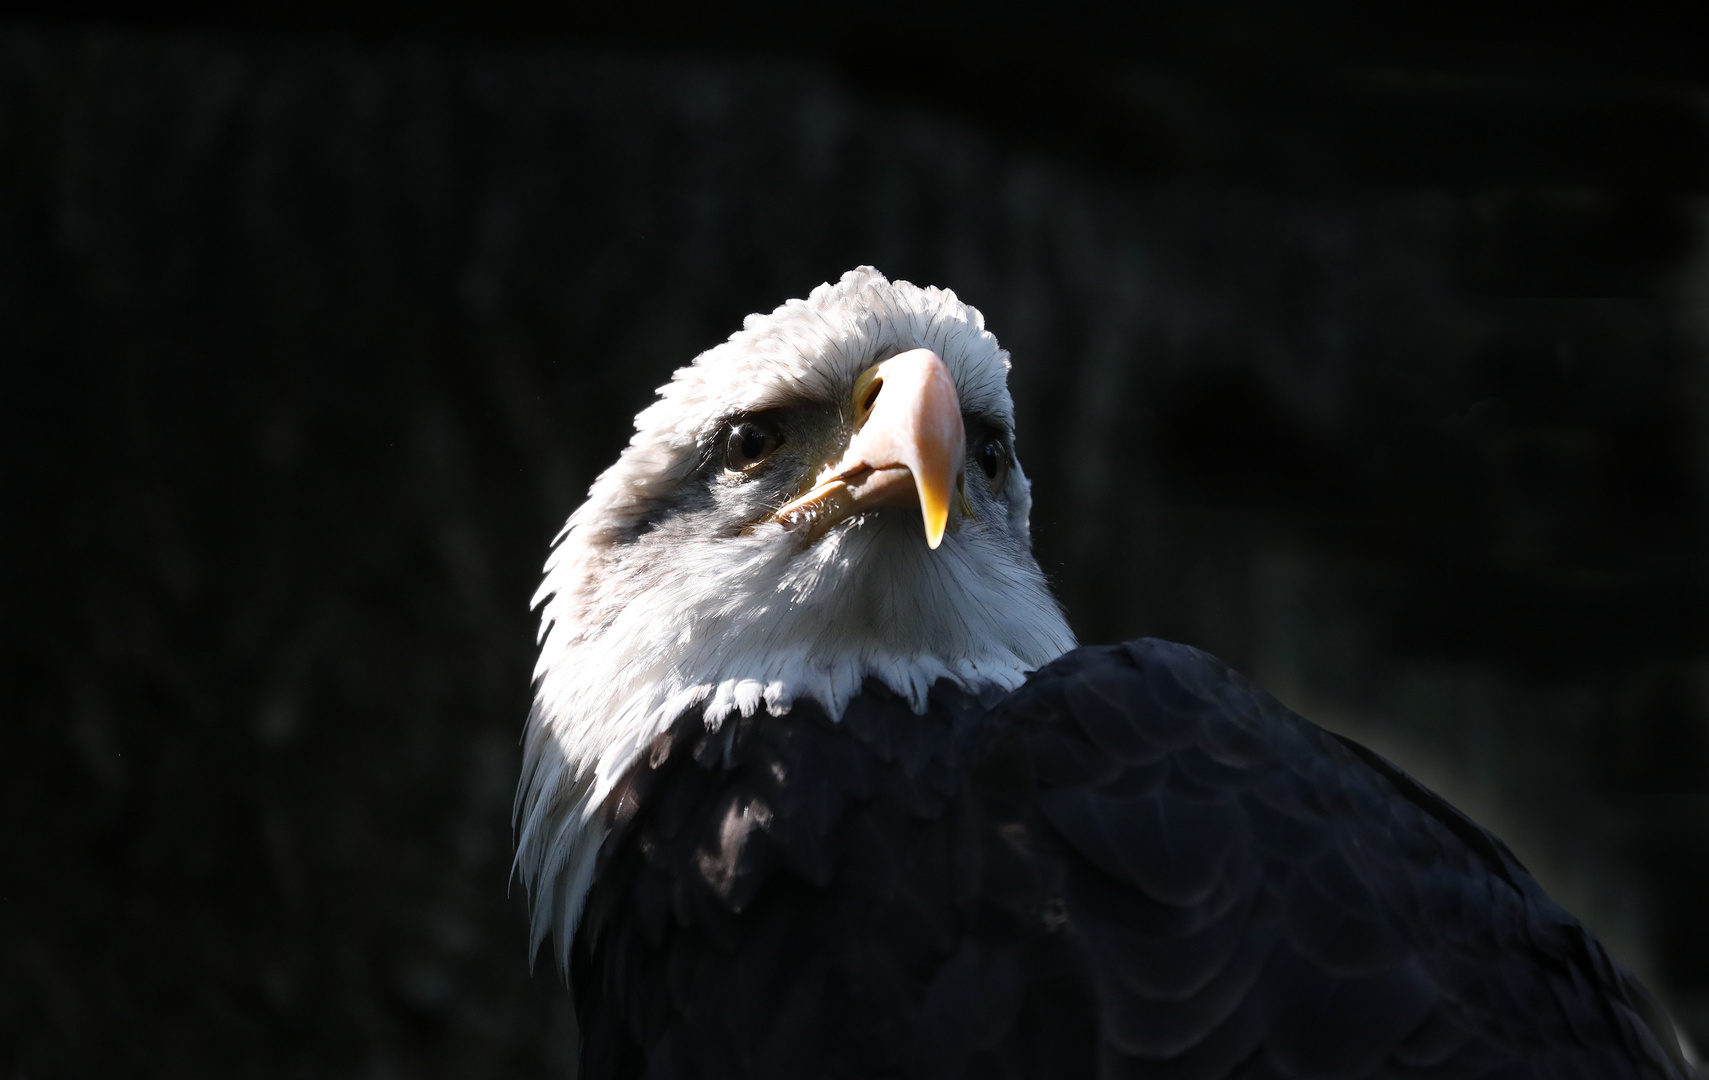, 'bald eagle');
515,268,1696,1079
